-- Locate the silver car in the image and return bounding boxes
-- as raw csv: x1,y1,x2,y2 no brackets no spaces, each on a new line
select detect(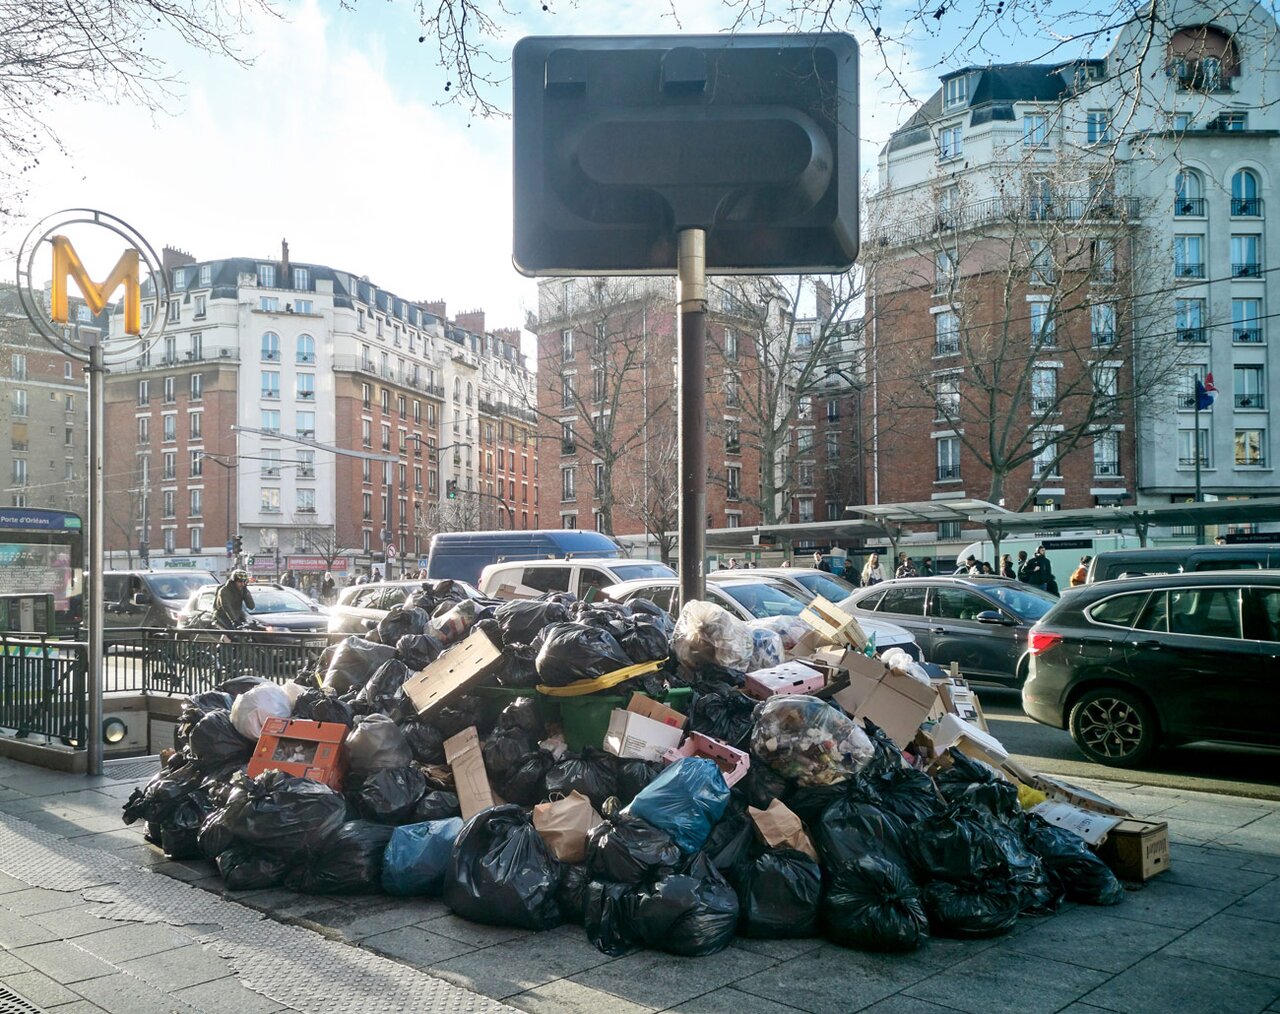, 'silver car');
326,579,485,635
